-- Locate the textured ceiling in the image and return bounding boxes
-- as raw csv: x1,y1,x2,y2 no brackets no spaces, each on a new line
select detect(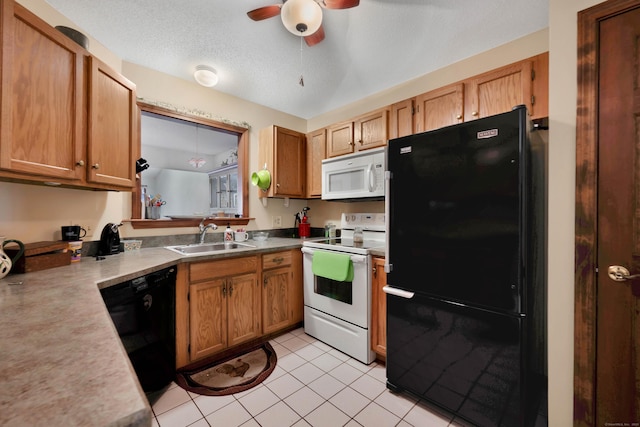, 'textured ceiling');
44,0,548,119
